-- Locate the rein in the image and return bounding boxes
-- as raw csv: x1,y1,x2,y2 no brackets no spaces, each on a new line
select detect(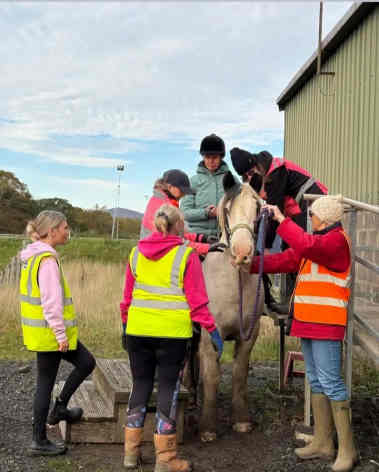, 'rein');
222,196,270,341
238,207,270,341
